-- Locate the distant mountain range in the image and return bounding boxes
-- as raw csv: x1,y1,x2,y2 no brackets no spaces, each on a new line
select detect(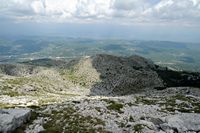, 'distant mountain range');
0,37,200,71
